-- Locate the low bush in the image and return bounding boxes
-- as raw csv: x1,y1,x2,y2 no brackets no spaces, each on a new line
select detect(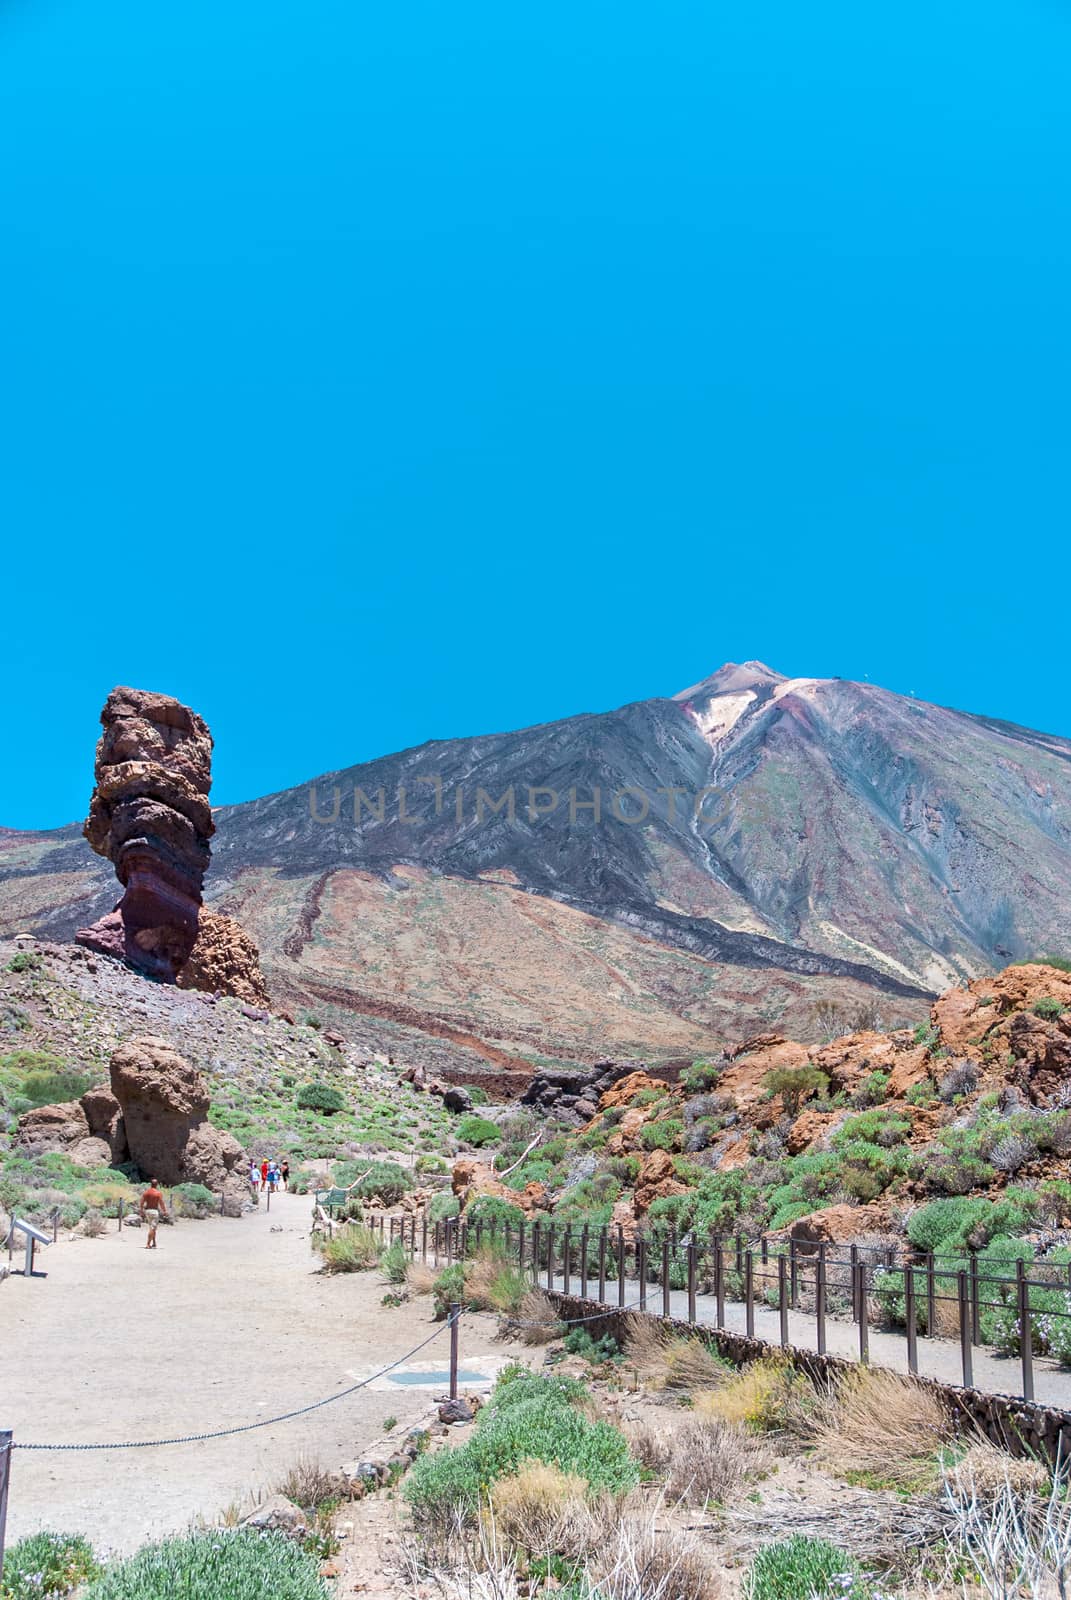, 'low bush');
405,1367,638,1537
343,1160,411,1207
0,1530,101,1597
428,1193,460,1221
295,1083,346,1115
681,1061,721,1094
698,1358,819,1438
563,1327,621,1365
462,1084,489,1105
762,1066,829,1117
82,1531,328,1599
313,1223,382,1273
639,1119,683,1151
380,1241,409,1284
1033,997,1066,1020
464,1250,529,1315
172,1182,216,1218
456,1114,500,1147
465,1193,524,1231
747,1536,867,1600
431,1263,465,1318
6,951,42,974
